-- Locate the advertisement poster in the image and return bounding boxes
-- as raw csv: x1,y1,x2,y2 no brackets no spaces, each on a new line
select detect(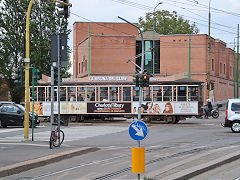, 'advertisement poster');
33,102,87,116
174,102,198,114
87,102,131,113
132,102,174,114
132,102,198,115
